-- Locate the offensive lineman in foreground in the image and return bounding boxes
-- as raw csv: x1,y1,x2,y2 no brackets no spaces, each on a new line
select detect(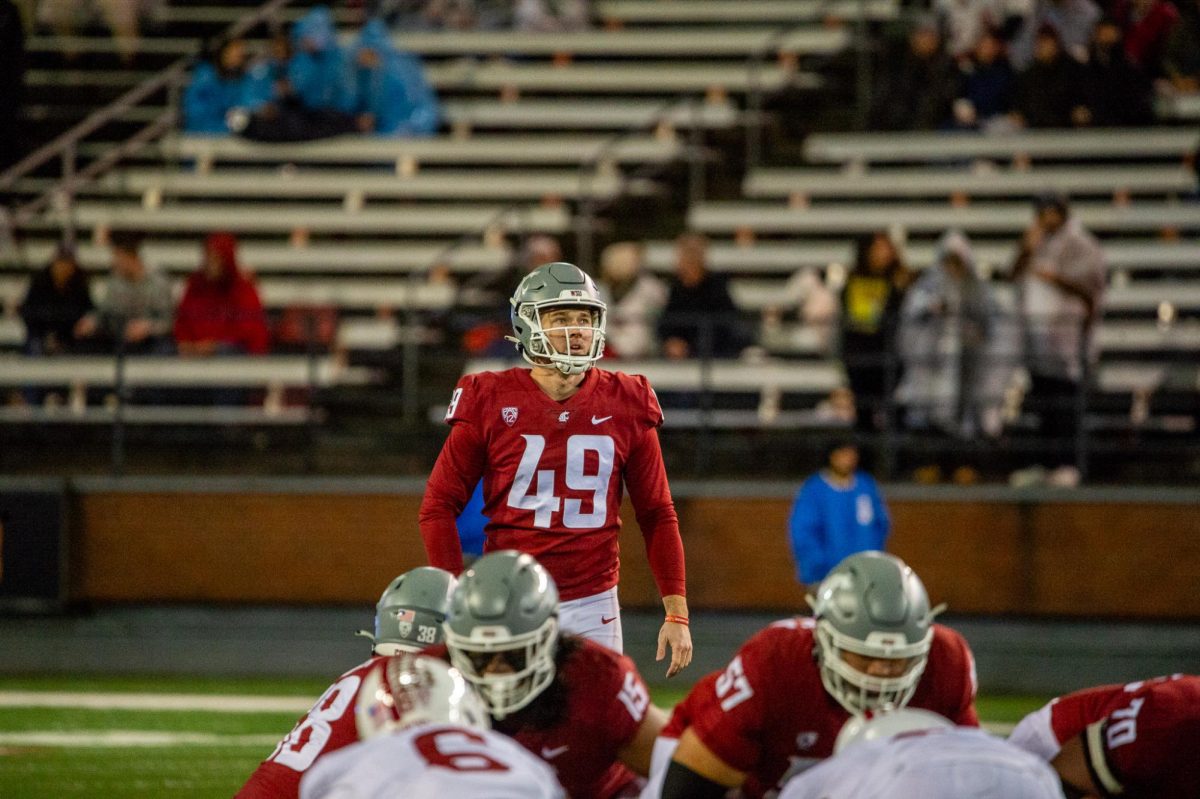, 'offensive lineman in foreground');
419,261,691,675
429,550,666,799
645,551,979,799
780,709,1063,798
299,654,564,799
236,568,457,799
1008,673,1200,798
